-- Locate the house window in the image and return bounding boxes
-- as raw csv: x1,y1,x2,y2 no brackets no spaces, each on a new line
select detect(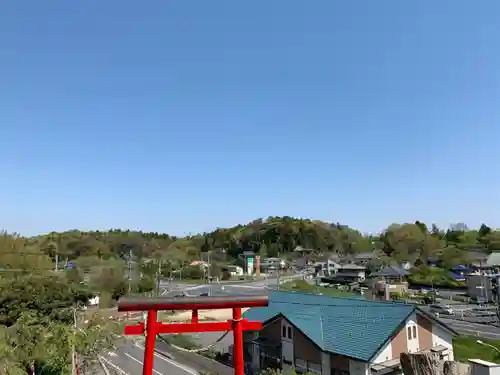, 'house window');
287,326,292,339
407,325,417,340
282,325,287,338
